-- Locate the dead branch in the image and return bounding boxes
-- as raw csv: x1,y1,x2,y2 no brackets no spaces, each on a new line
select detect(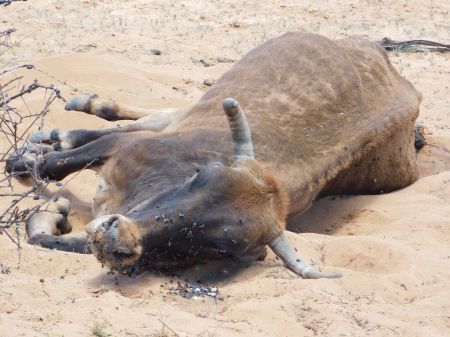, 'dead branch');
1,80,64,107
0,0,27,6
377,38,450,53
0,28,15,57
0,28,16,38
0,28,81,257
0,64,34,77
